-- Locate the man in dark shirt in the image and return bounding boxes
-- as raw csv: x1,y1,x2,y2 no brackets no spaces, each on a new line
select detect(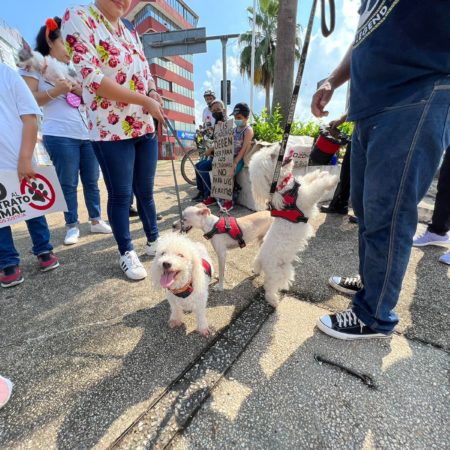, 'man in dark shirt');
311,0,450,340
